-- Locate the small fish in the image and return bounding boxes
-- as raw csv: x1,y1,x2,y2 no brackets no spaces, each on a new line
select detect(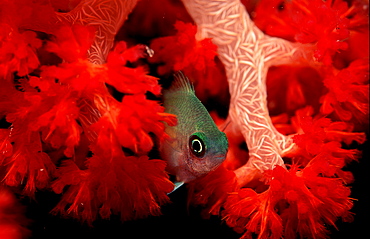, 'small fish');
159,72,228,188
